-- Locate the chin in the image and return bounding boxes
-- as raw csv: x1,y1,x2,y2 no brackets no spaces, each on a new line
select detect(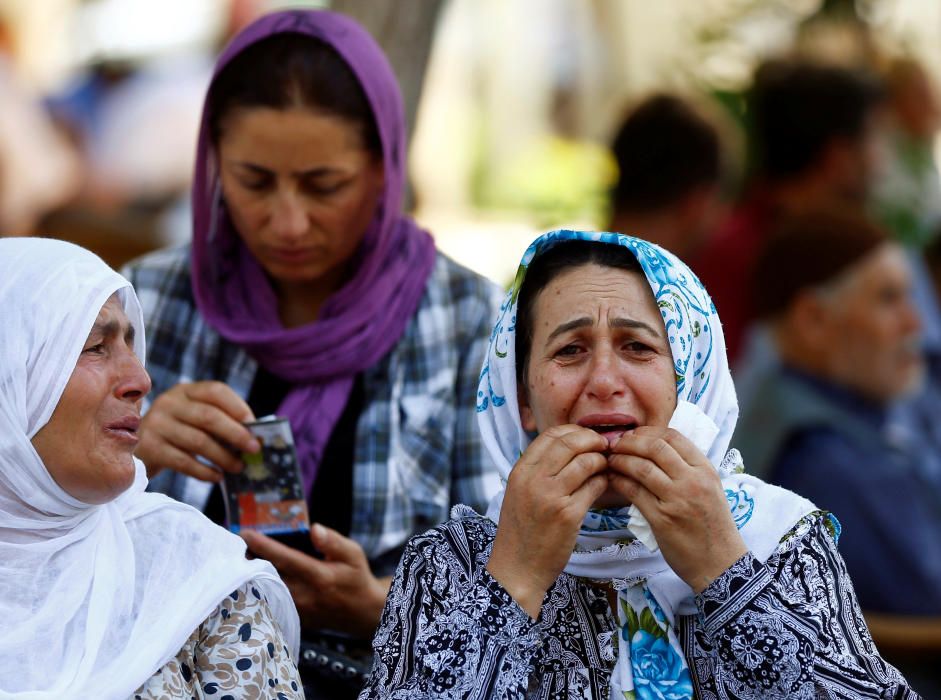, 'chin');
881,362,926,401
261,259,335,283
99,459,138,502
